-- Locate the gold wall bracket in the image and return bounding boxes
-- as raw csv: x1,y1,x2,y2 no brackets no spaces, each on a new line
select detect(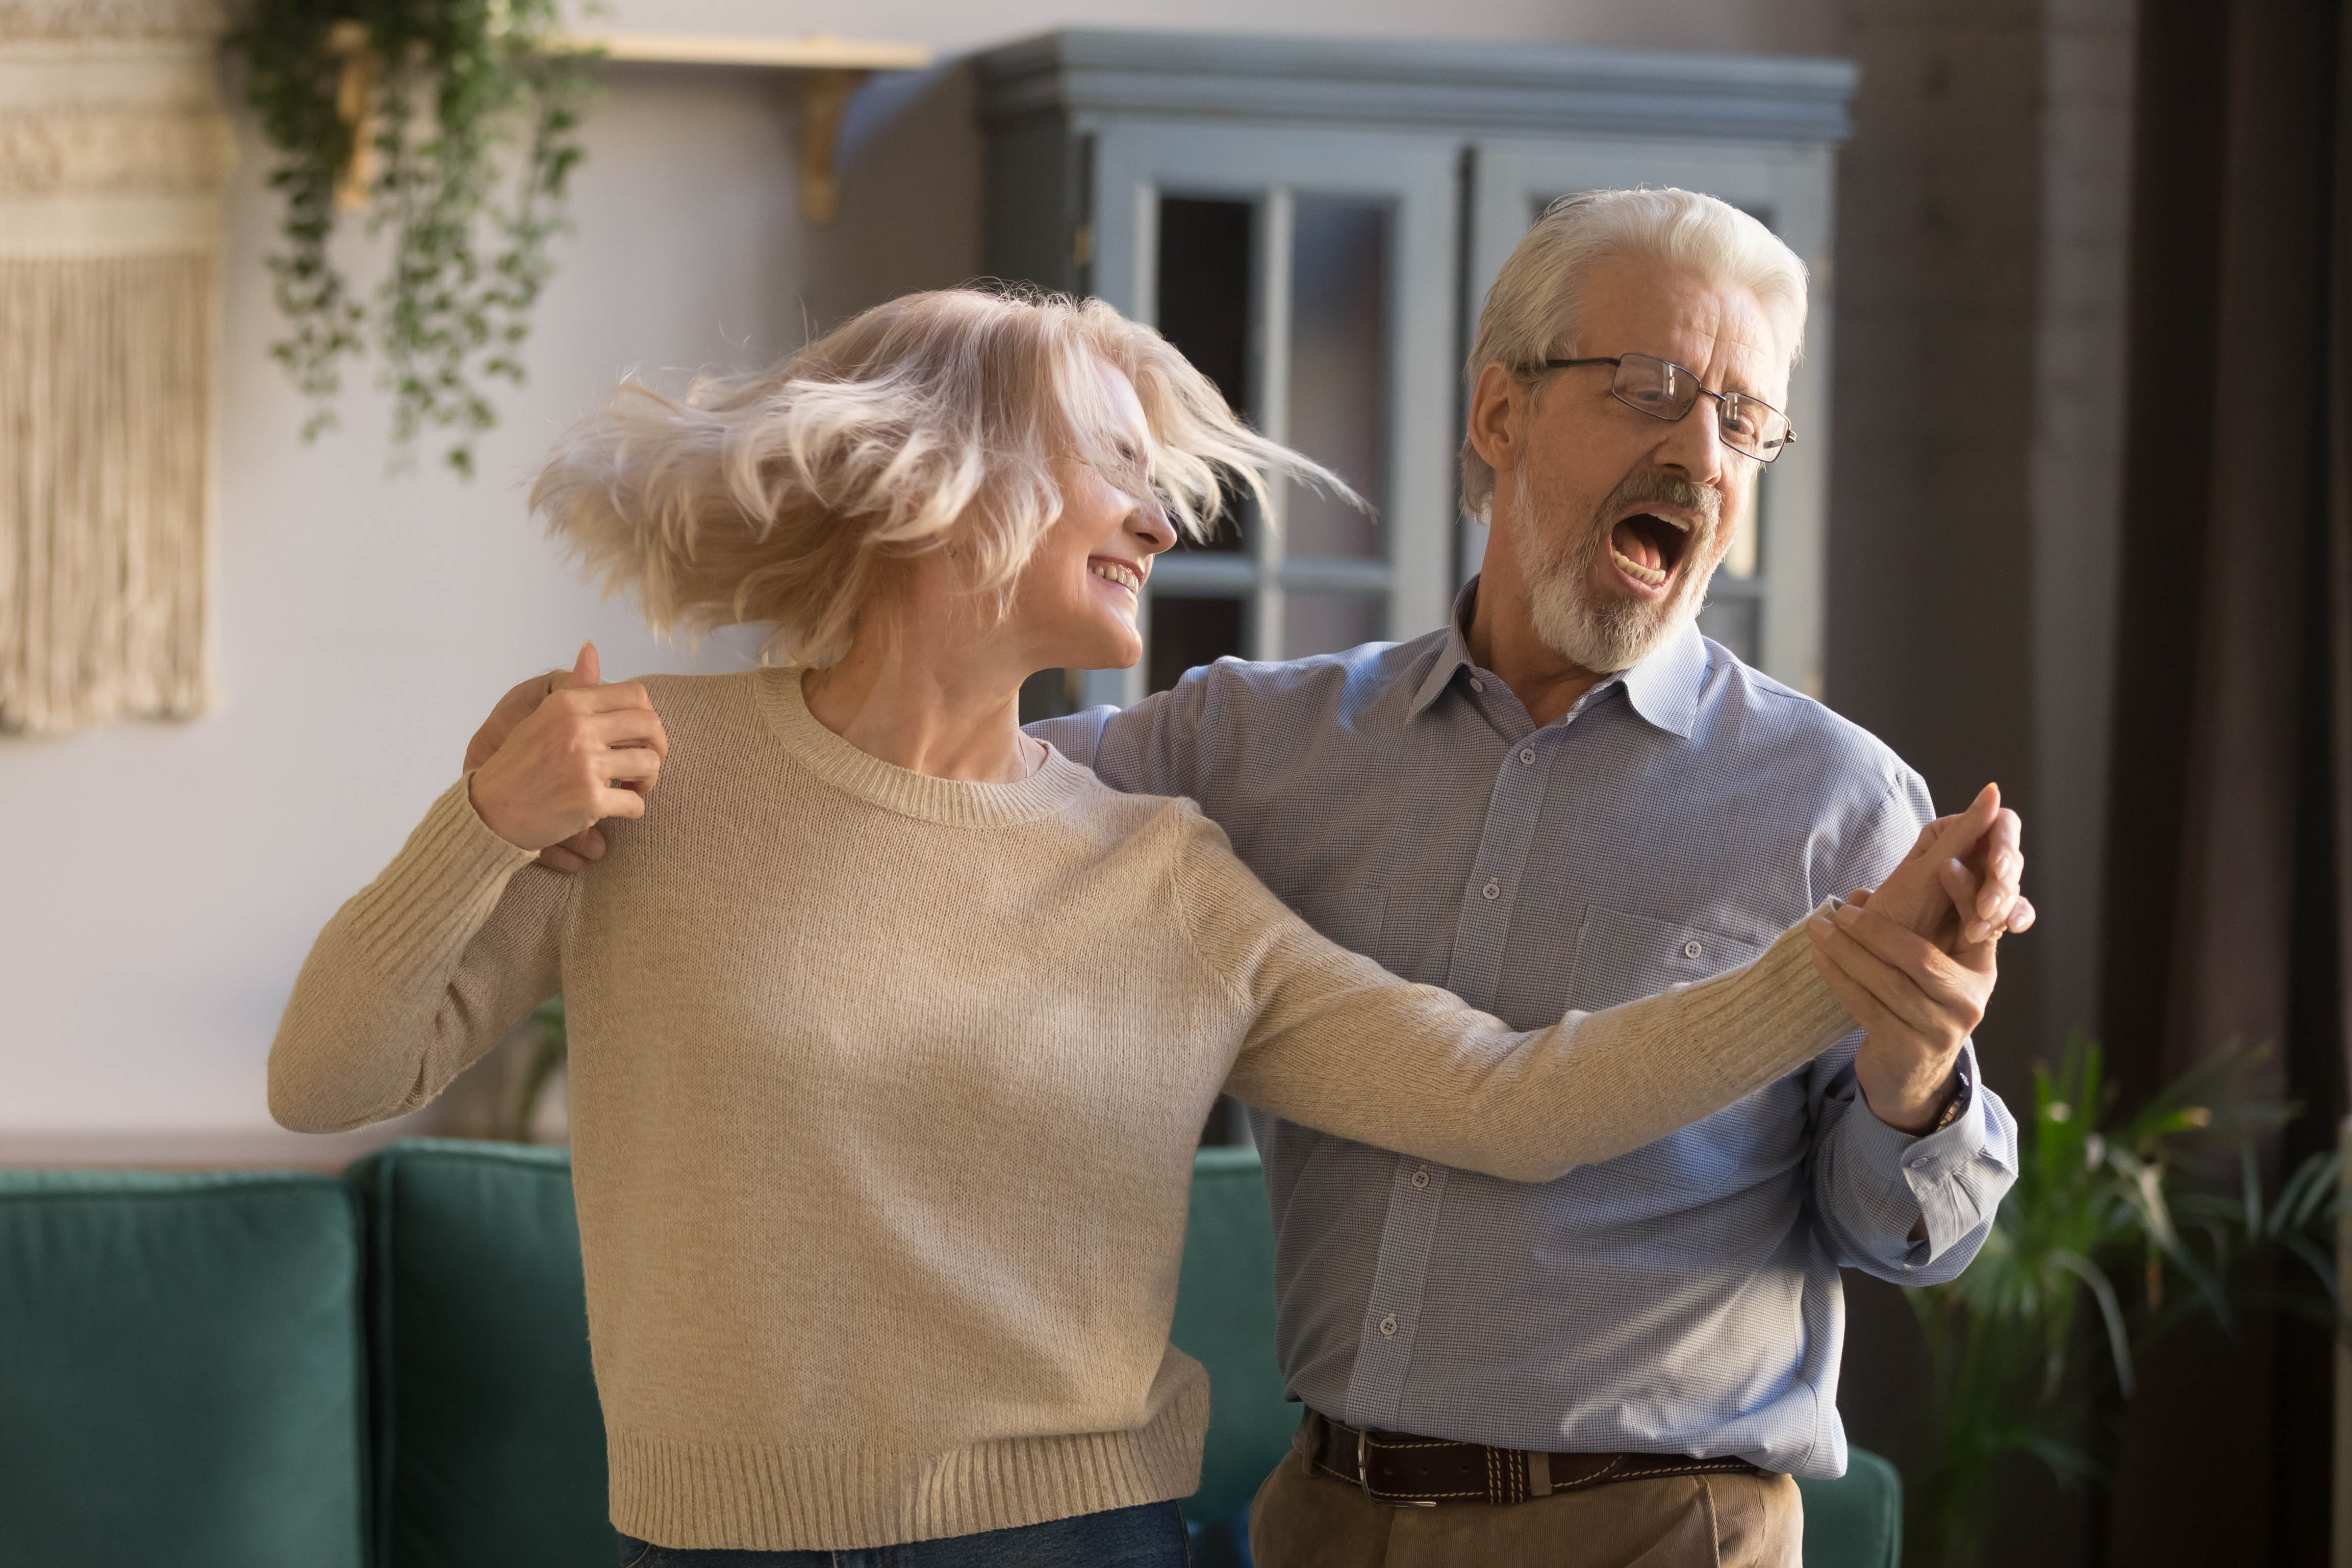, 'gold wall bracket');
327,19,378,212
558,33,936,226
